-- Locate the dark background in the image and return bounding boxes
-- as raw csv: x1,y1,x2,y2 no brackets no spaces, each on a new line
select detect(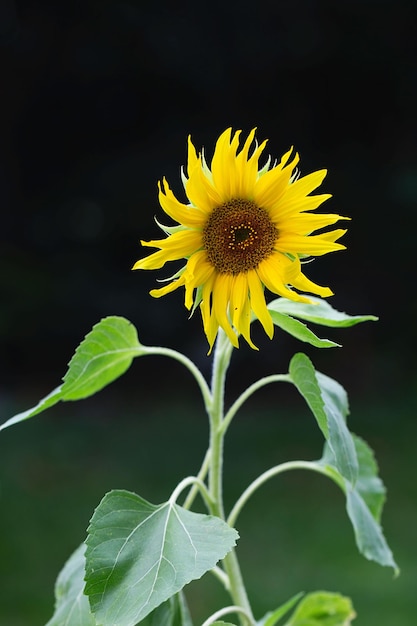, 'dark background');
1,1,417,625
2,0,417,391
